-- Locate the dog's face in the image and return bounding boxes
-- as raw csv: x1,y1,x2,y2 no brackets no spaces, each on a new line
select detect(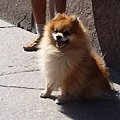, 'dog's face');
52,14,75,48
52,27,73,48
43,13,89,50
